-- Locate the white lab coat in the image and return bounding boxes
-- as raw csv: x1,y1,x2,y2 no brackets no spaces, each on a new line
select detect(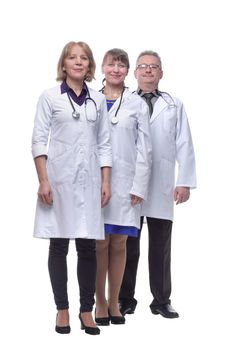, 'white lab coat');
32,85,112,239
103,89,152,229
141,92,196,221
